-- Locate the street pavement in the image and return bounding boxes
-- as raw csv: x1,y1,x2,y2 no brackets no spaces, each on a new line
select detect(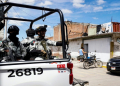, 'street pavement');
72,60,120,86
